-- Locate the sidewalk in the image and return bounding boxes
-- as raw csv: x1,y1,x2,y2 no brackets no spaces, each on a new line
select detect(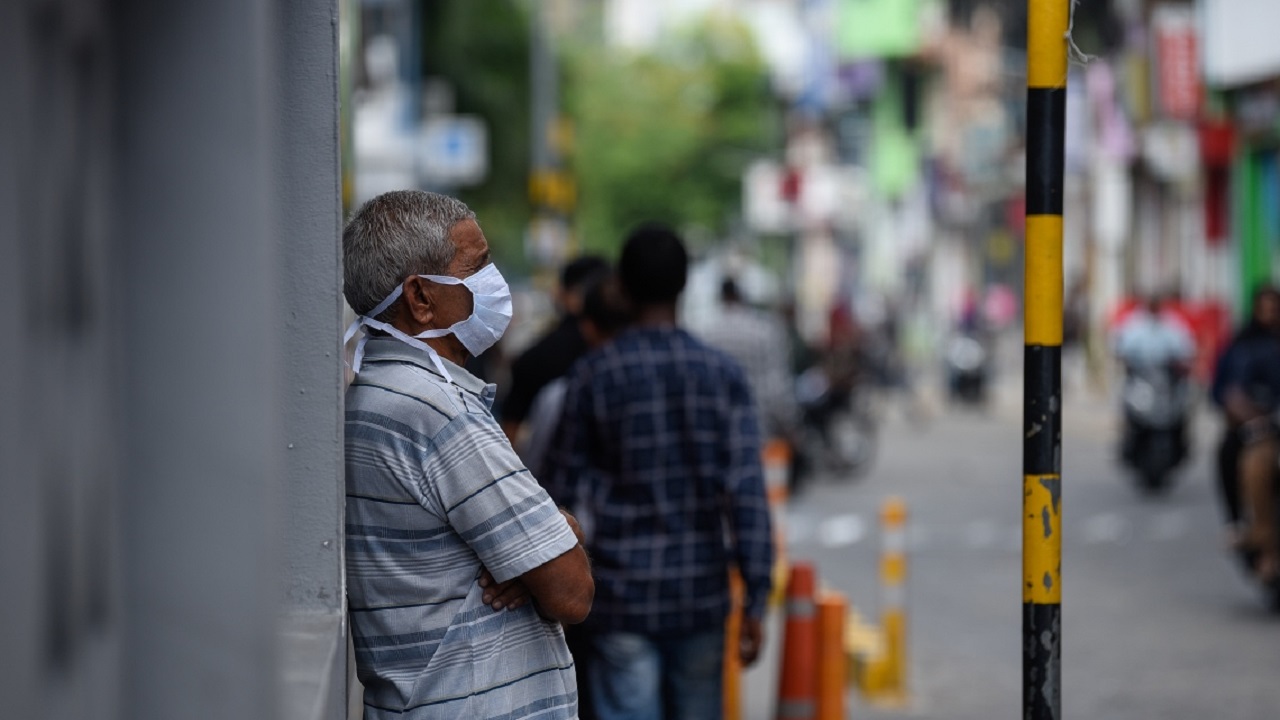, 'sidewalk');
741,609,786,720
